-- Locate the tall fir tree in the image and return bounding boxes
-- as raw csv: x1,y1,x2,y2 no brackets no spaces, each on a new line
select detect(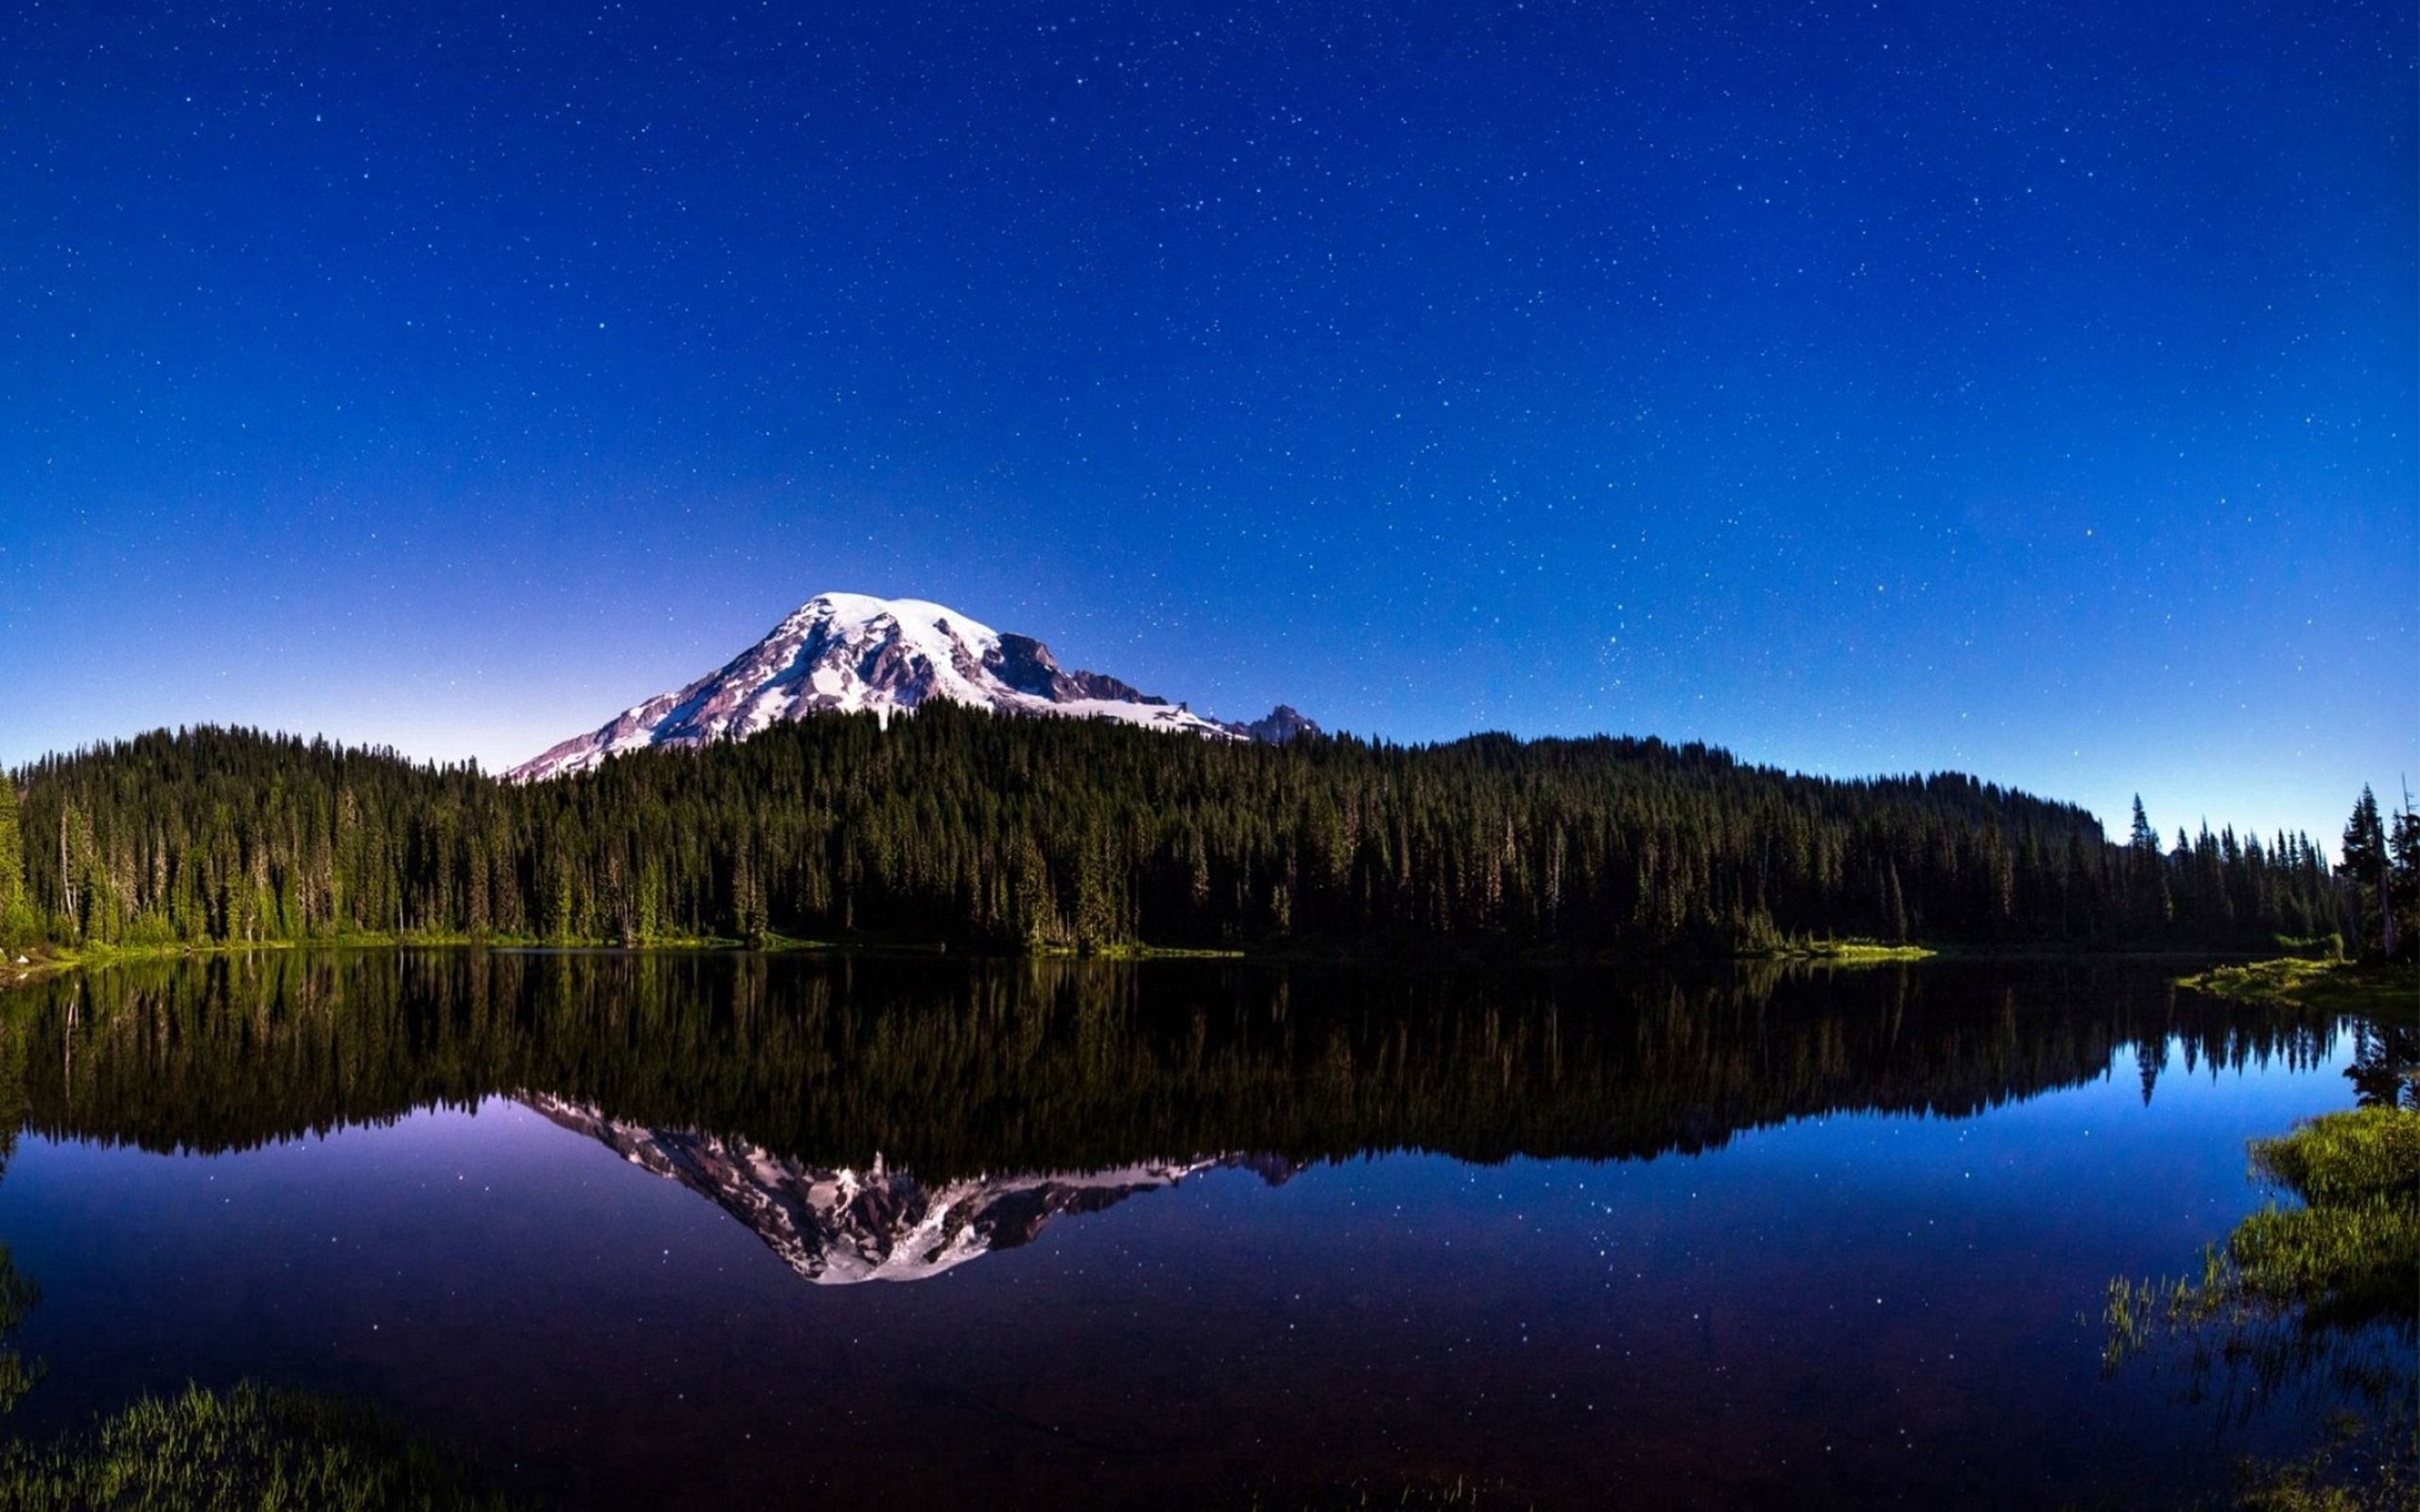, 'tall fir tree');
2386,784,2419,963
0,776,26,948
2342,785,2390,958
